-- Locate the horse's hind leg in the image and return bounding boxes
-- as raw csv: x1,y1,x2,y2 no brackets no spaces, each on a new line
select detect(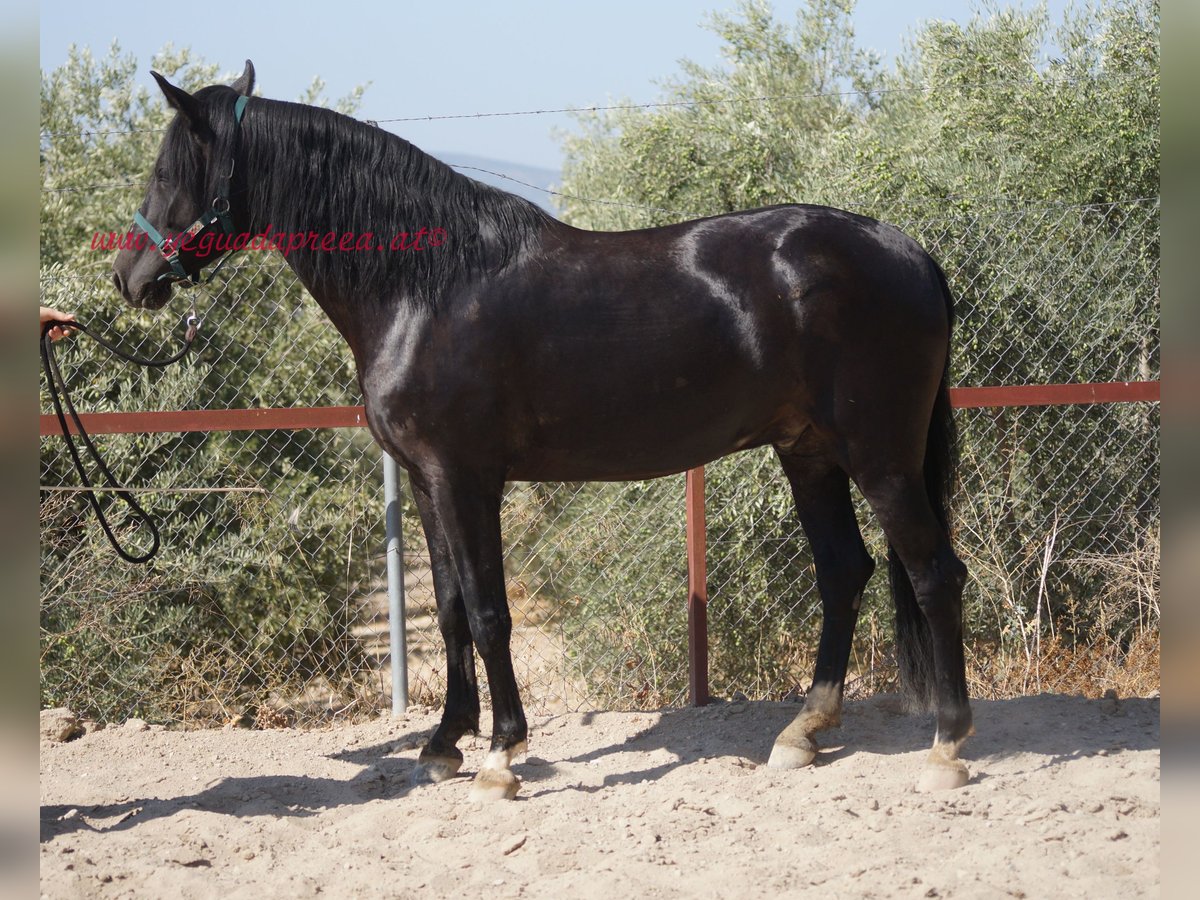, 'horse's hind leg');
410,479,481,785
855,470,972,791
768,452,875,769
